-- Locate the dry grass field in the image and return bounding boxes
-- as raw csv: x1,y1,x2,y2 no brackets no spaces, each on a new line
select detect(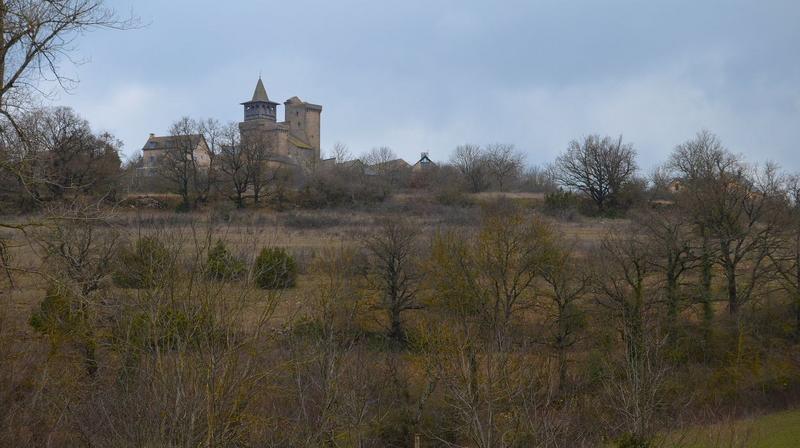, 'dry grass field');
2,198,617,324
